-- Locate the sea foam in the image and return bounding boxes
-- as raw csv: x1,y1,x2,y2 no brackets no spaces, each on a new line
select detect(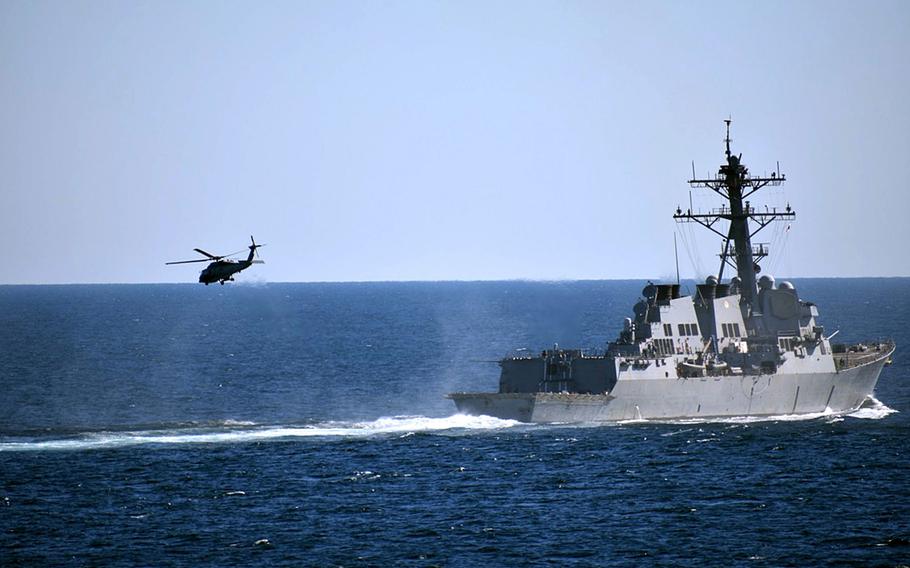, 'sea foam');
617,396,897,426
0,414,519,453
846,396,898,420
